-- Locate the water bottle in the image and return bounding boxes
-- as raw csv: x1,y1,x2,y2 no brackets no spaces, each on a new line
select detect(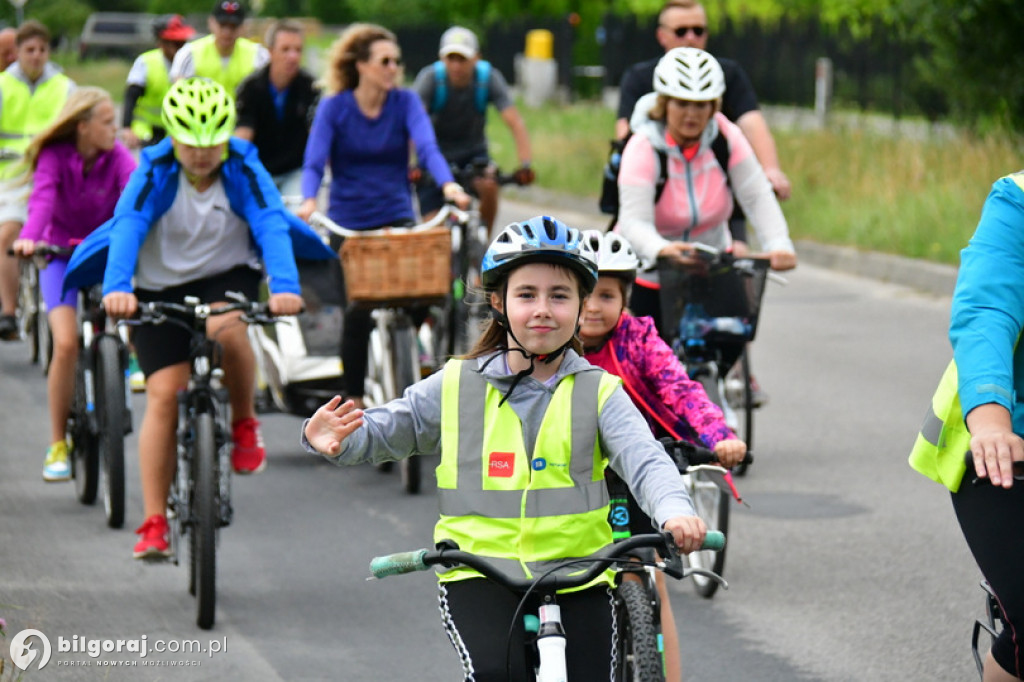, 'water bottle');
679,303,708,353
710,316,750,337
